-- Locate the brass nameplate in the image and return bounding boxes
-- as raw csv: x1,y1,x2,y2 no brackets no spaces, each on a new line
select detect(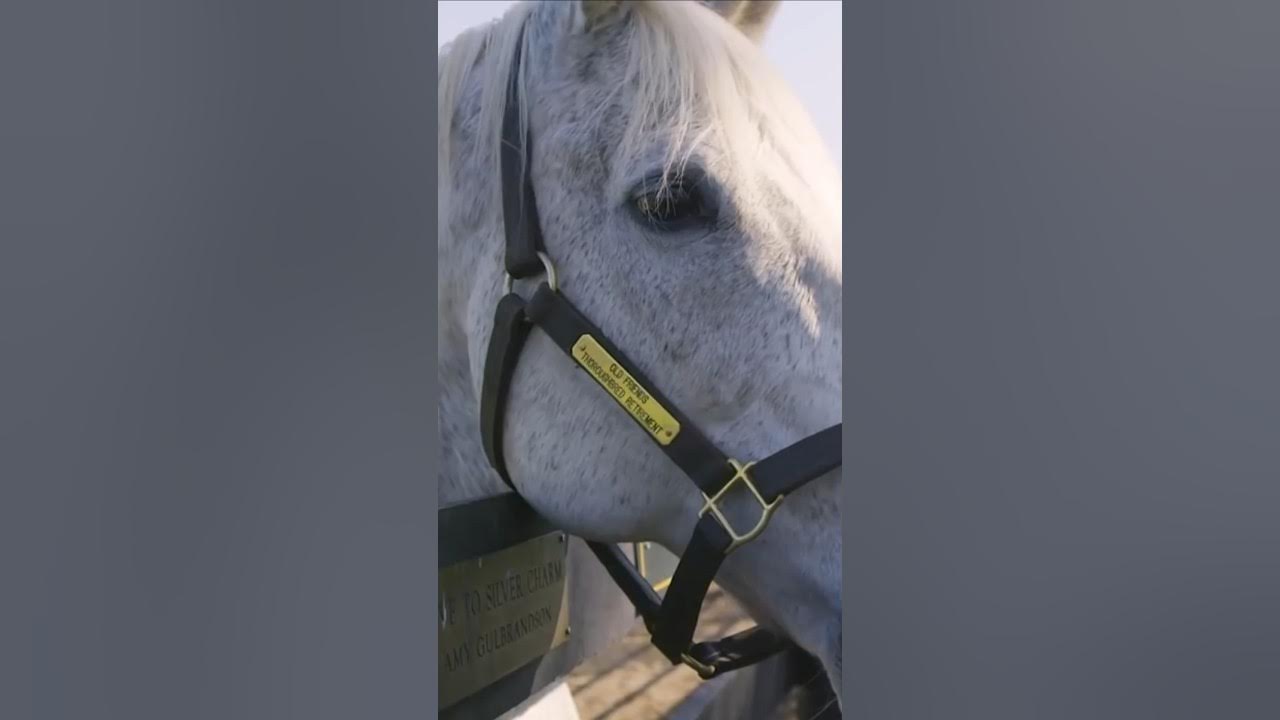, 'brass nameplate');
571,334,681,445
438,532,571,708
